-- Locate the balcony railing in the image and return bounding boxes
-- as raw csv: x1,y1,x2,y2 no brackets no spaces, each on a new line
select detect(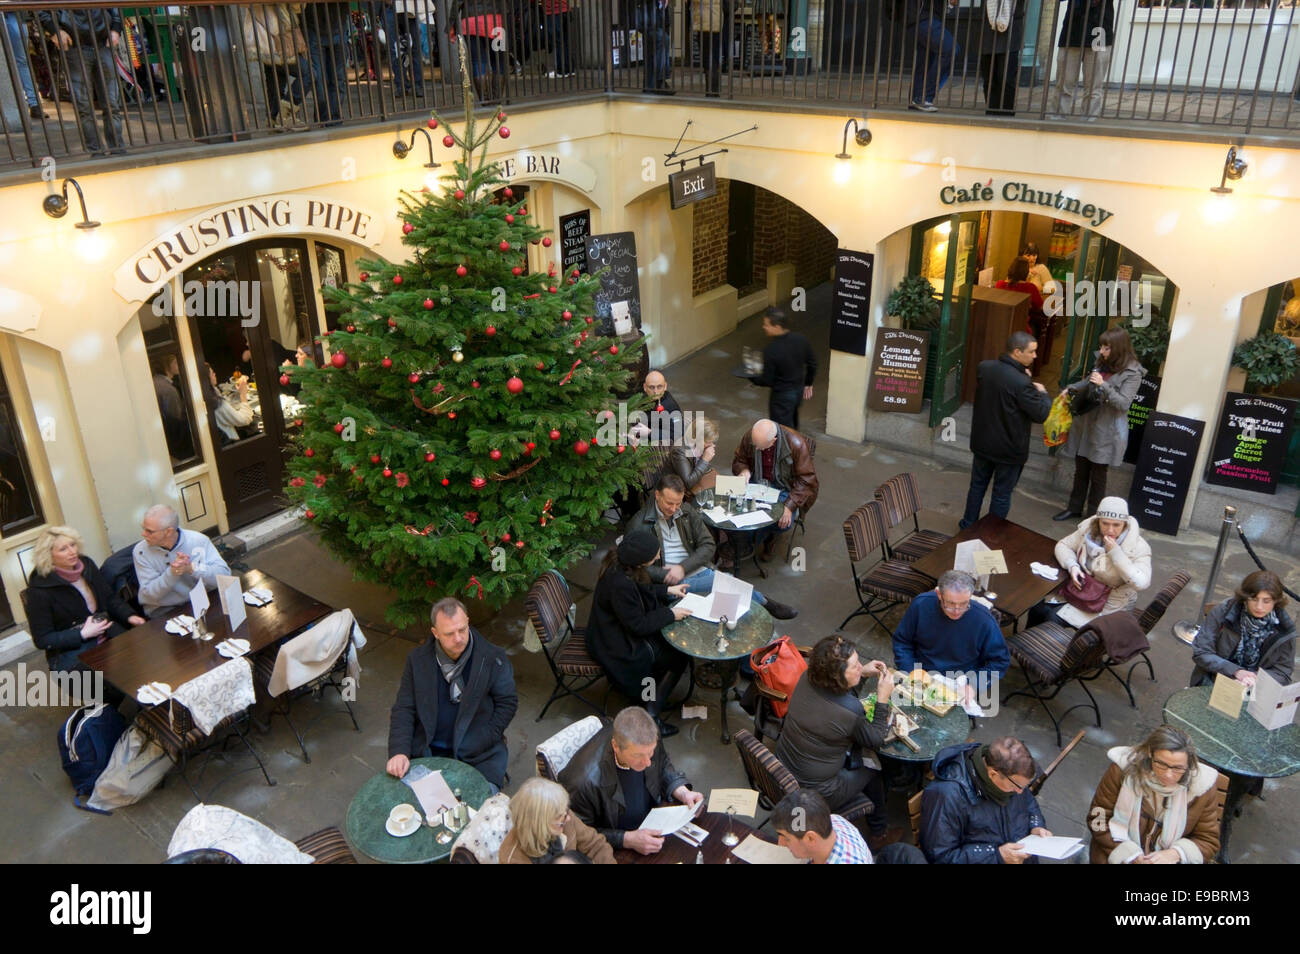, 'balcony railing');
2,0,1298,175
